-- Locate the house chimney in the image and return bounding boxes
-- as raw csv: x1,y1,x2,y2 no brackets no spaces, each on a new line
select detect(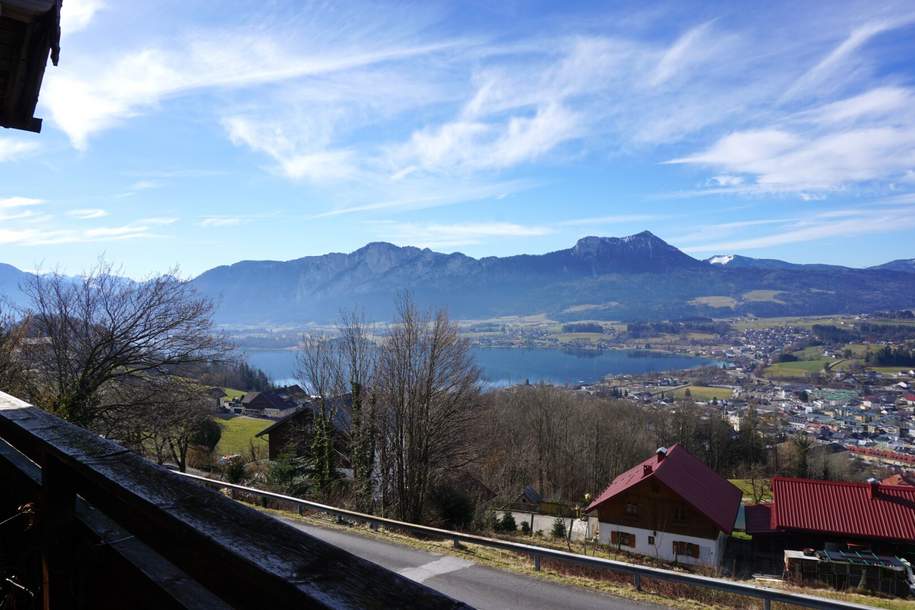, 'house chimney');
866,477,879,499
656,447,668,461
643,464,653,477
